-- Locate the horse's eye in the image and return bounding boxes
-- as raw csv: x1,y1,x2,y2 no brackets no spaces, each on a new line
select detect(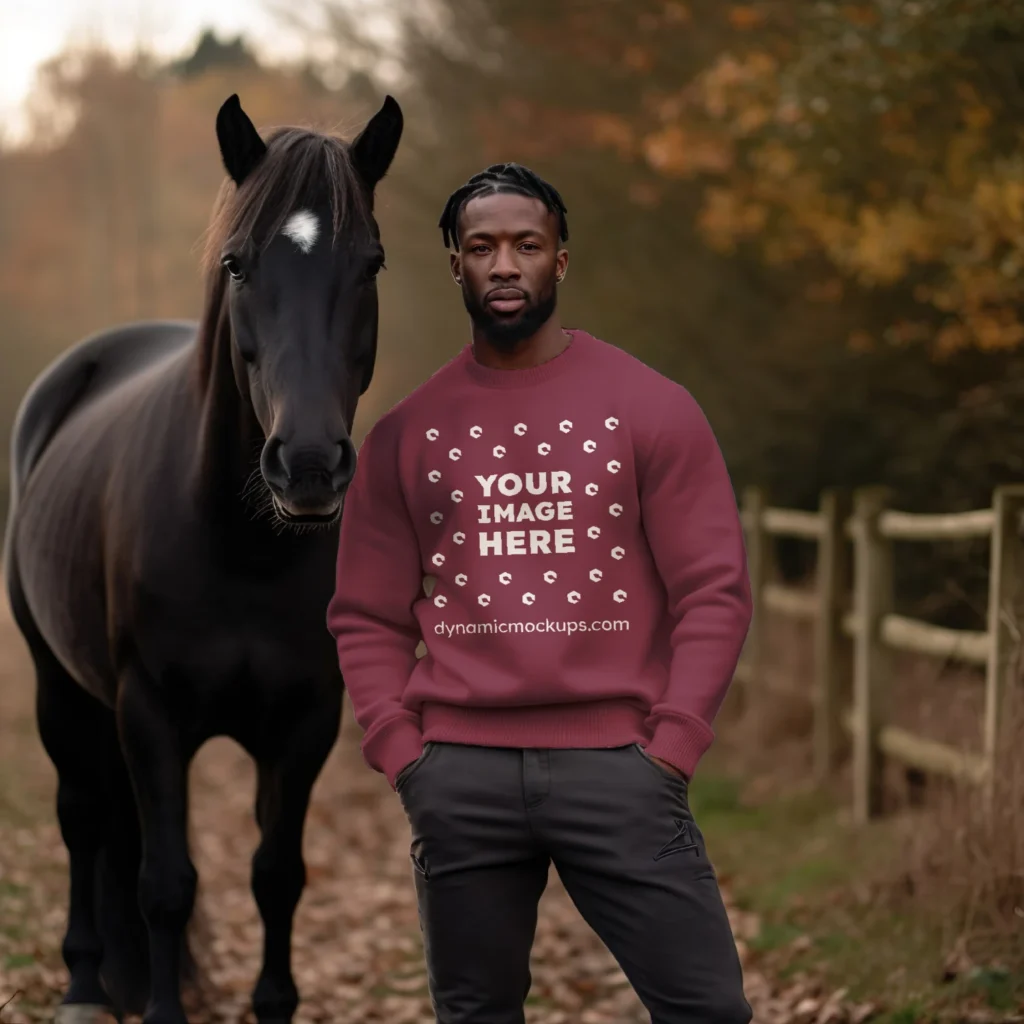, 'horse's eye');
221,255,246,282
